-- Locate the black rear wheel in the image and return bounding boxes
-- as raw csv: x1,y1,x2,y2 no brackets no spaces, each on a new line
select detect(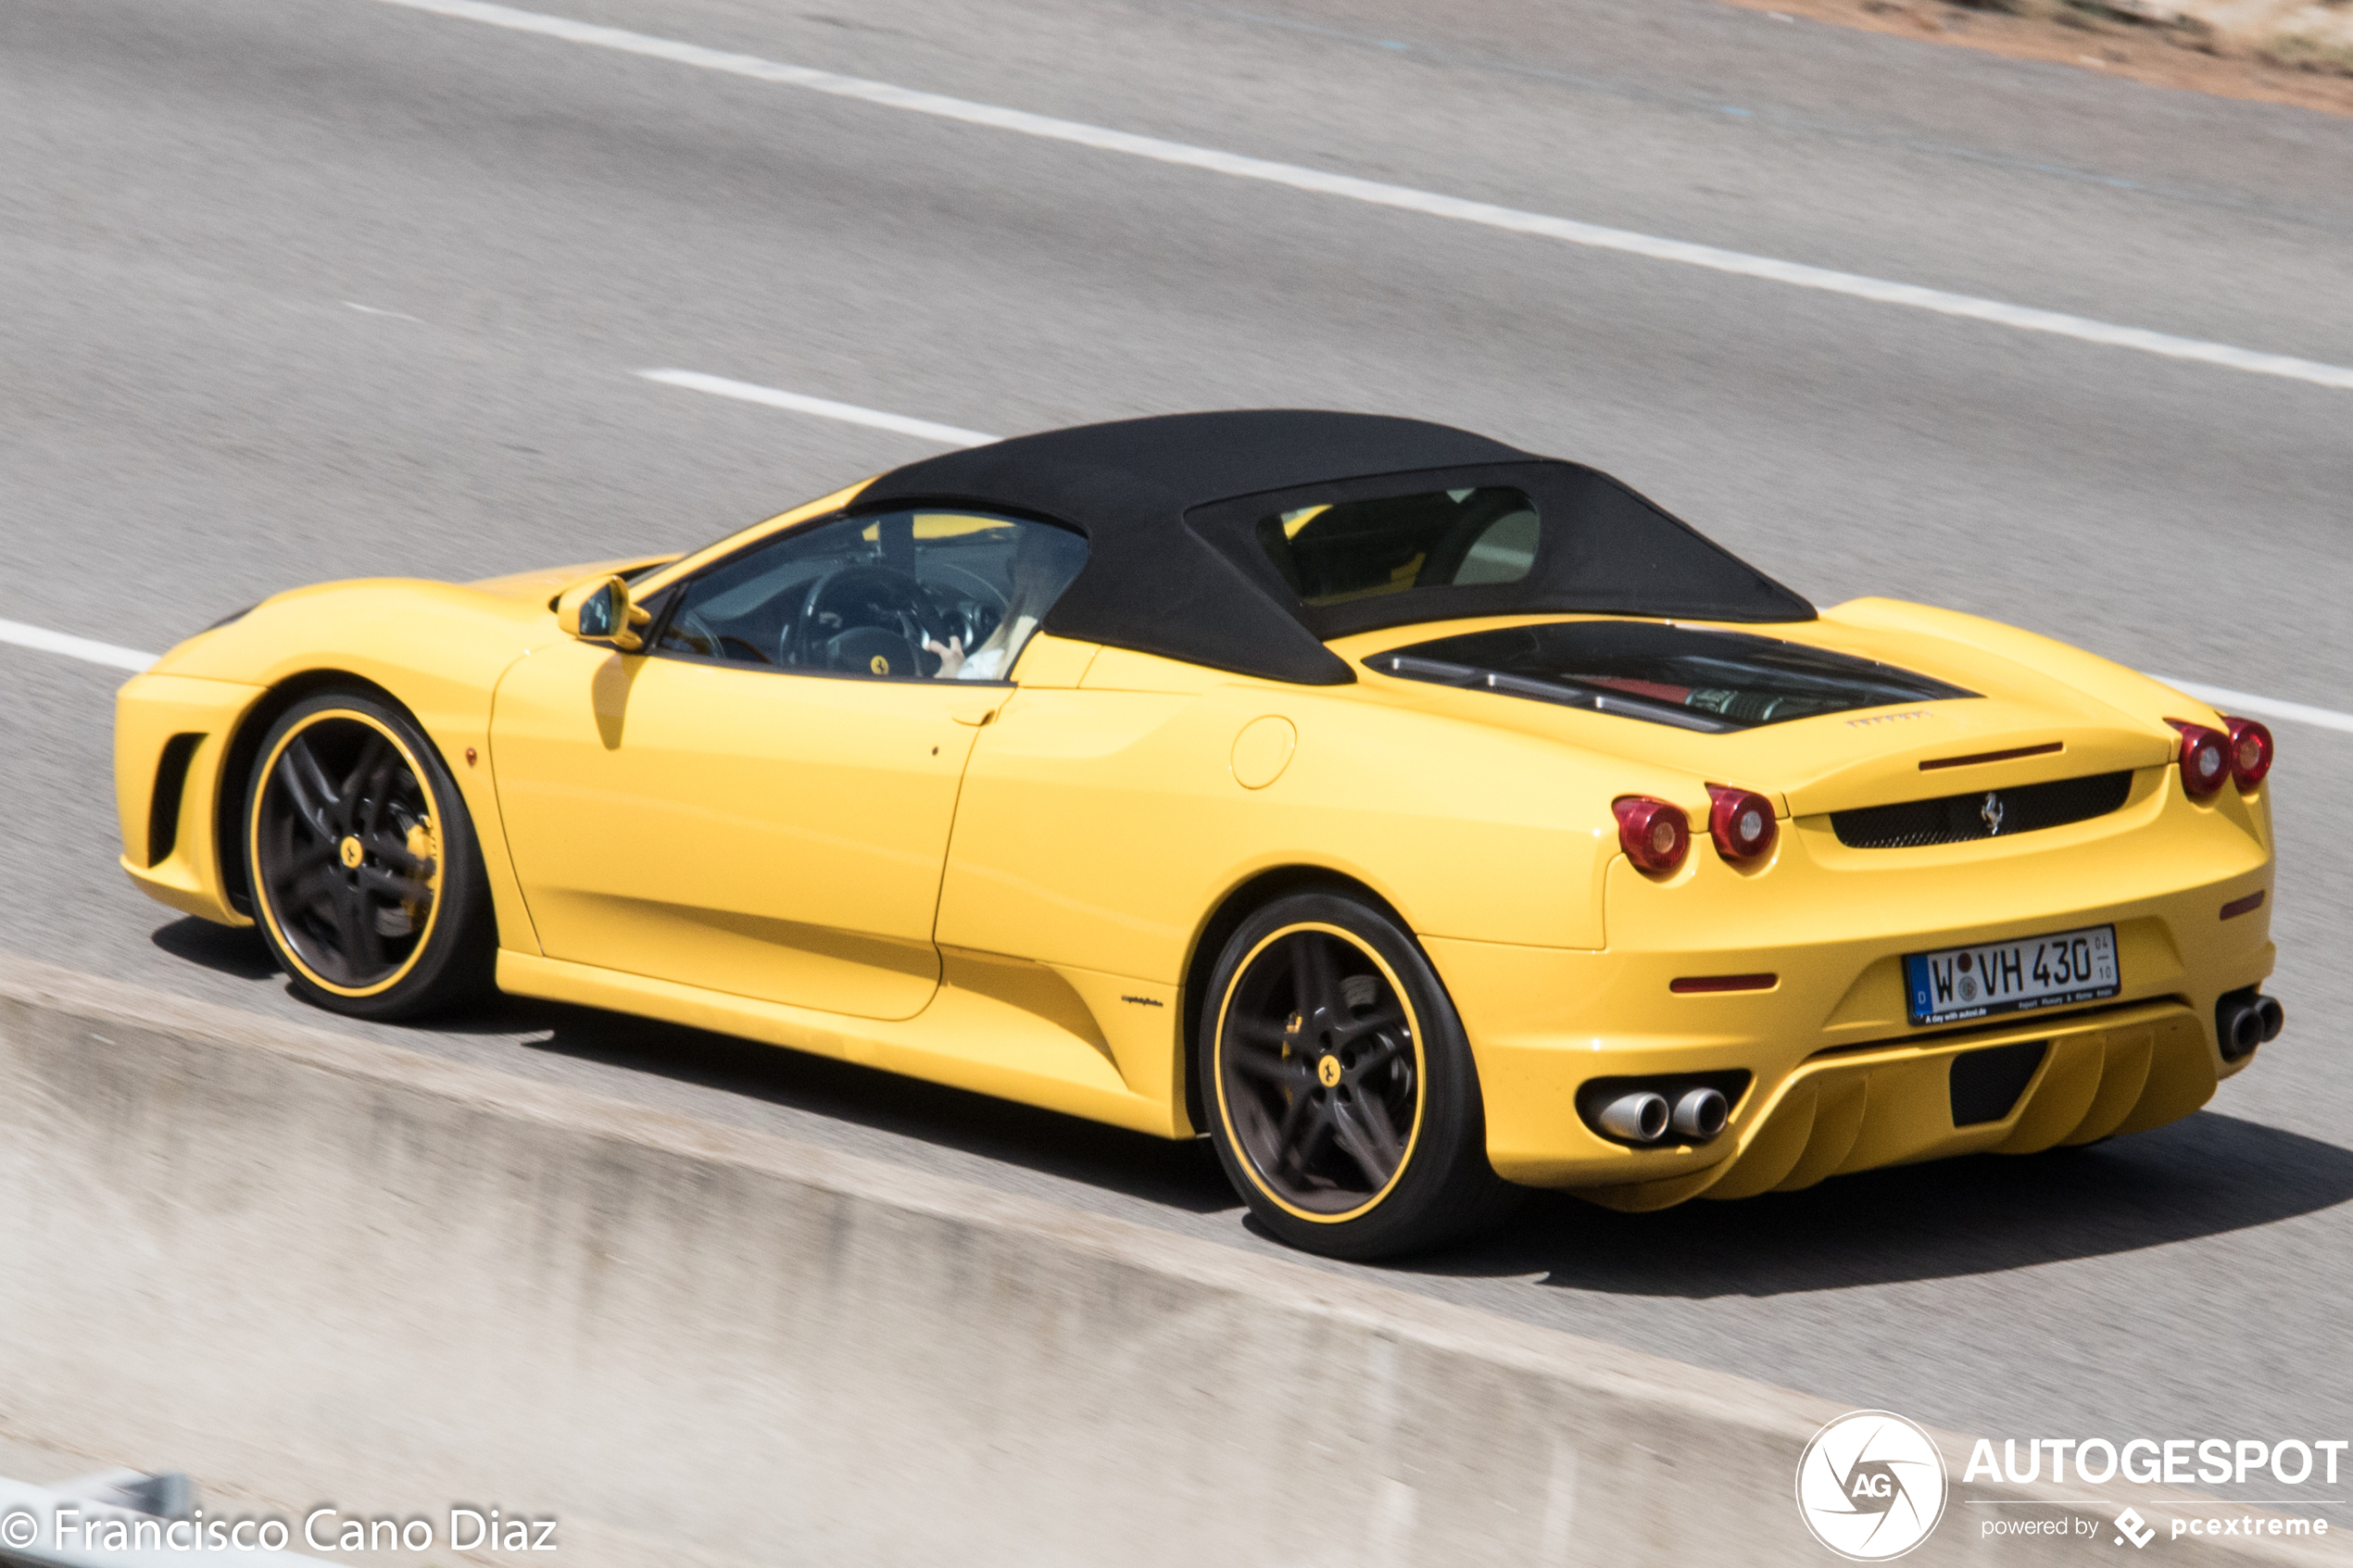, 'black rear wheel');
1202,891,1517,1259
244,692,494,1020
